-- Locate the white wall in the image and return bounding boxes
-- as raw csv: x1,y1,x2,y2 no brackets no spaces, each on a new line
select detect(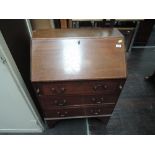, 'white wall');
0,32,44,133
